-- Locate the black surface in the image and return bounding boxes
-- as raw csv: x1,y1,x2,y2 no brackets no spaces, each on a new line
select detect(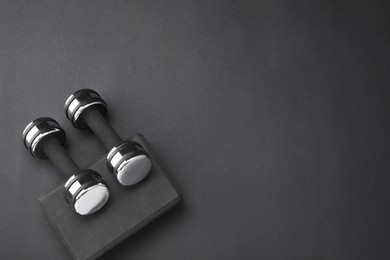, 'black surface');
40,134,181,260
1,1,390,259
